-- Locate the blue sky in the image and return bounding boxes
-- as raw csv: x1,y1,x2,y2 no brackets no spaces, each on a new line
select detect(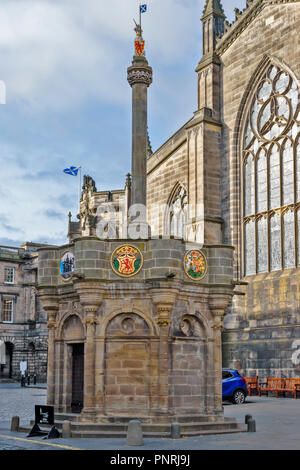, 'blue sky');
0,0,245,247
